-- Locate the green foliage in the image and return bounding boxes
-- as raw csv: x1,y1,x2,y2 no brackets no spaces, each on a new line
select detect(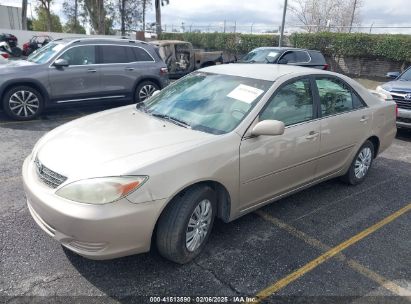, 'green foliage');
159,32,411,63
159,32,279,55
290,32,411,63
32,7,63,32
63,21,86,34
